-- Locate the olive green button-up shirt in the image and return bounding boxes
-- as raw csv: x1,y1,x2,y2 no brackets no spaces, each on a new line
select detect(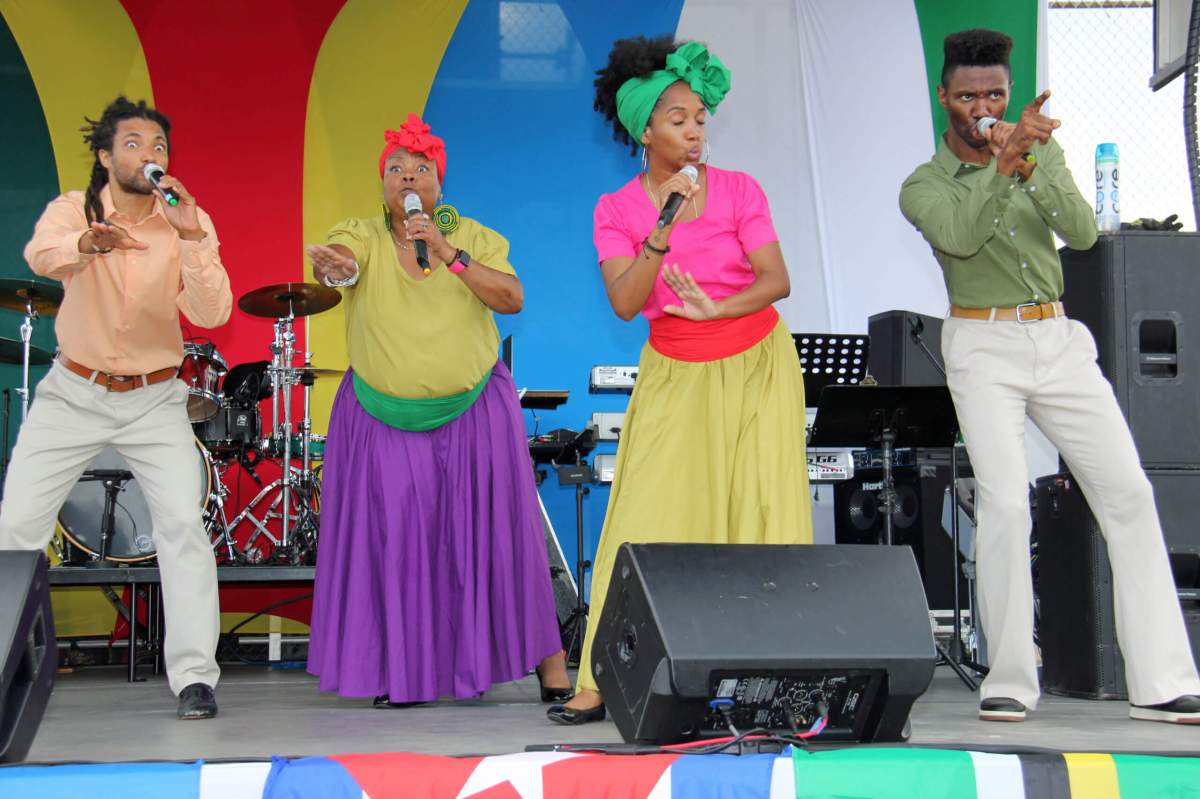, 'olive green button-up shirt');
899,136,1098,309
